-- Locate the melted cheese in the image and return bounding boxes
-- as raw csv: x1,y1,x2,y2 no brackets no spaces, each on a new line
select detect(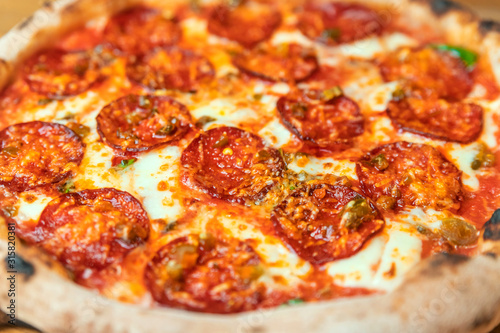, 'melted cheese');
287,156,358,180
